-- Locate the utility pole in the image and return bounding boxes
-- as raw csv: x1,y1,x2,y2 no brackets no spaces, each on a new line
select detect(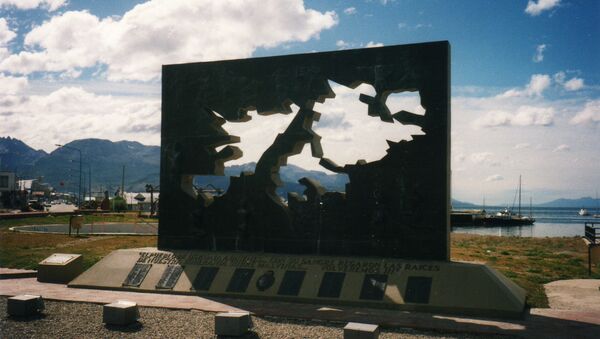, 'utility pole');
88,165,92,202
121,165,125,197
56,144,82,209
